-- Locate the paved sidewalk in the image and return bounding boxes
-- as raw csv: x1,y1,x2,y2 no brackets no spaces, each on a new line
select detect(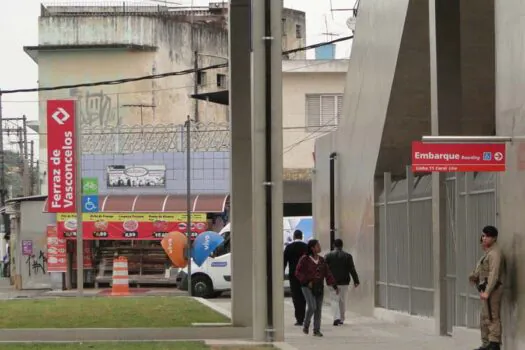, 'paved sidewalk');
0,278,47,299
211,298,480,350
0,278,185,299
